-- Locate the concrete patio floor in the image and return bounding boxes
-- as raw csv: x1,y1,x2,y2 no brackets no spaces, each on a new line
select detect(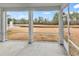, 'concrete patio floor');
0,40,67,56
